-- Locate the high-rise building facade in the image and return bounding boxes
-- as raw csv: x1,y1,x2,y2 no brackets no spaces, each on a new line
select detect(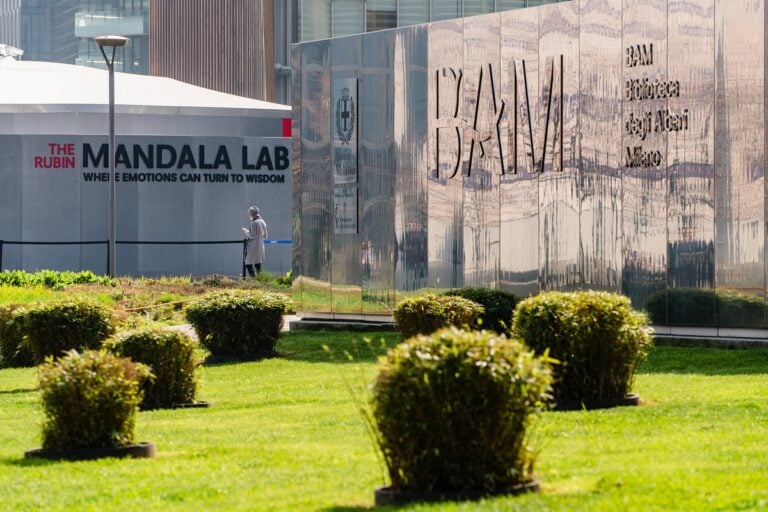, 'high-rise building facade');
0,0,273,101
0,0,21,51
0,0,149,73
273,0,568,103
1,1,568,105
71,0,149,74
296,0,568,41
150,0,275,101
